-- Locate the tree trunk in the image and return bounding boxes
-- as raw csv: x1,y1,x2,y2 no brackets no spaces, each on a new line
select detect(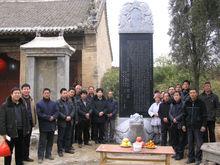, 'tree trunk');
192,64,200,91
